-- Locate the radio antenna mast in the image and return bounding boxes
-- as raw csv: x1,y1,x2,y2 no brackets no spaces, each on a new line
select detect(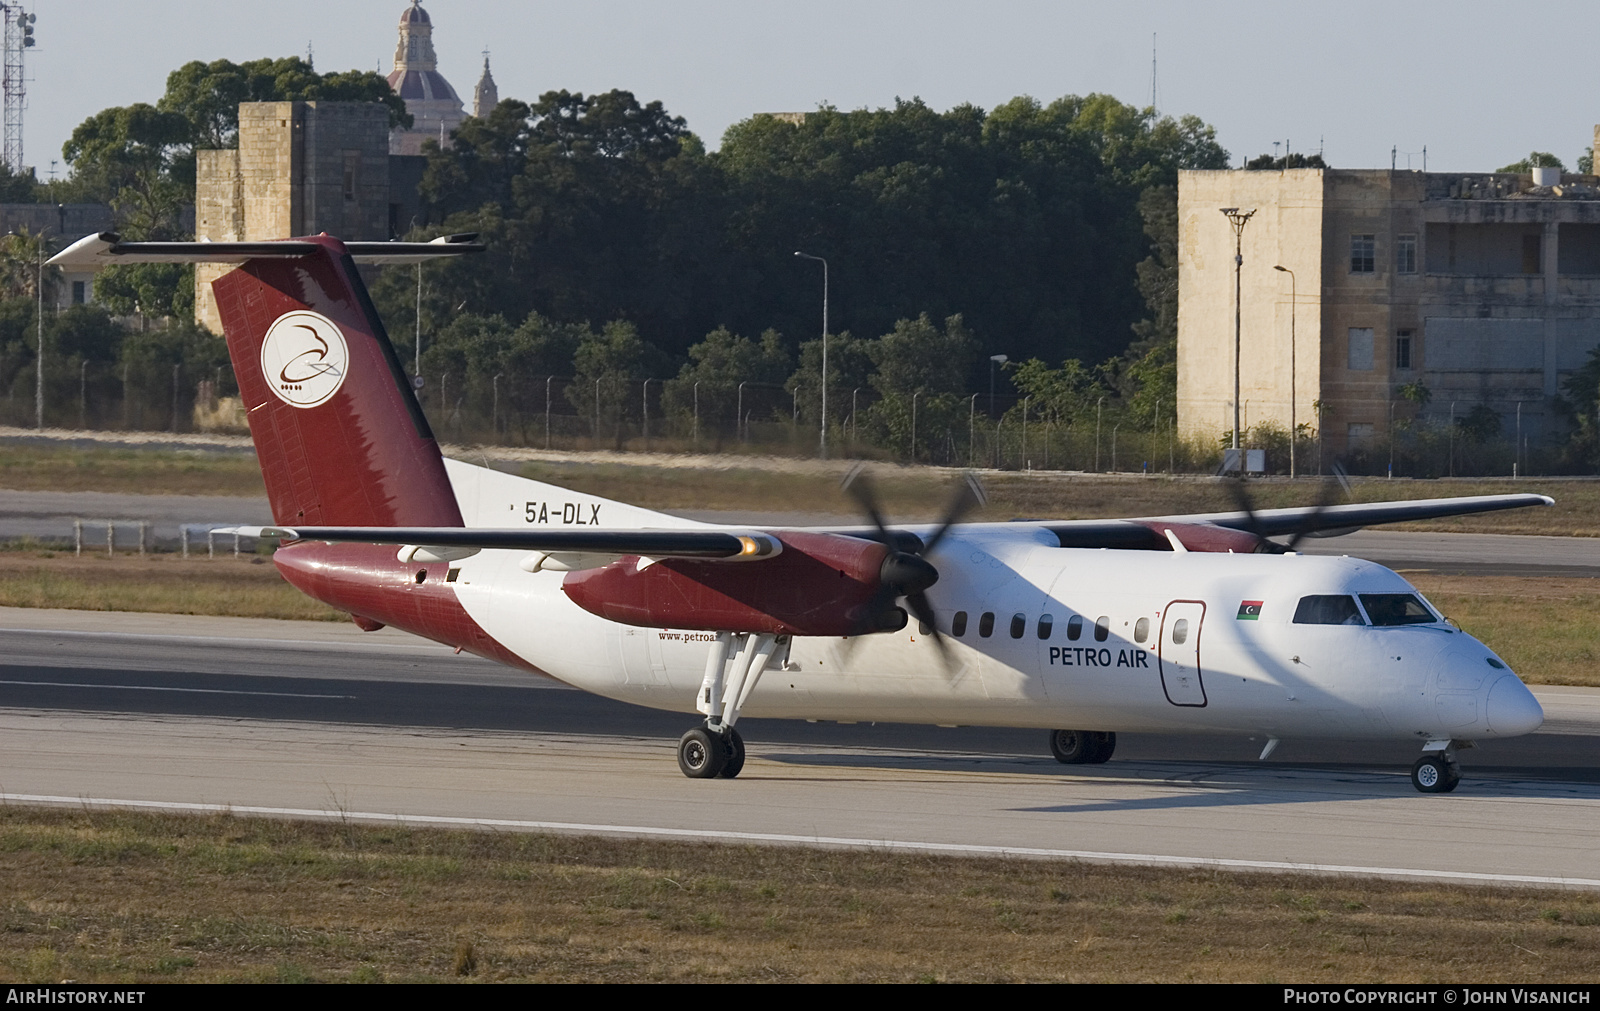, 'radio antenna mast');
1150,33,1158,114
0,4,34,175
